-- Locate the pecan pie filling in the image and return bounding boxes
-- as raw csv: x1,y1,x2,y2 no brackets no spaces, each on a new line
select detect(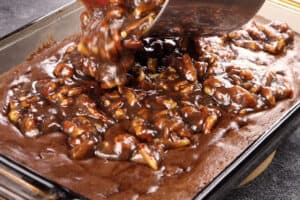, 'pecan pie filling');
1,1,300,199
6,21,295,170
